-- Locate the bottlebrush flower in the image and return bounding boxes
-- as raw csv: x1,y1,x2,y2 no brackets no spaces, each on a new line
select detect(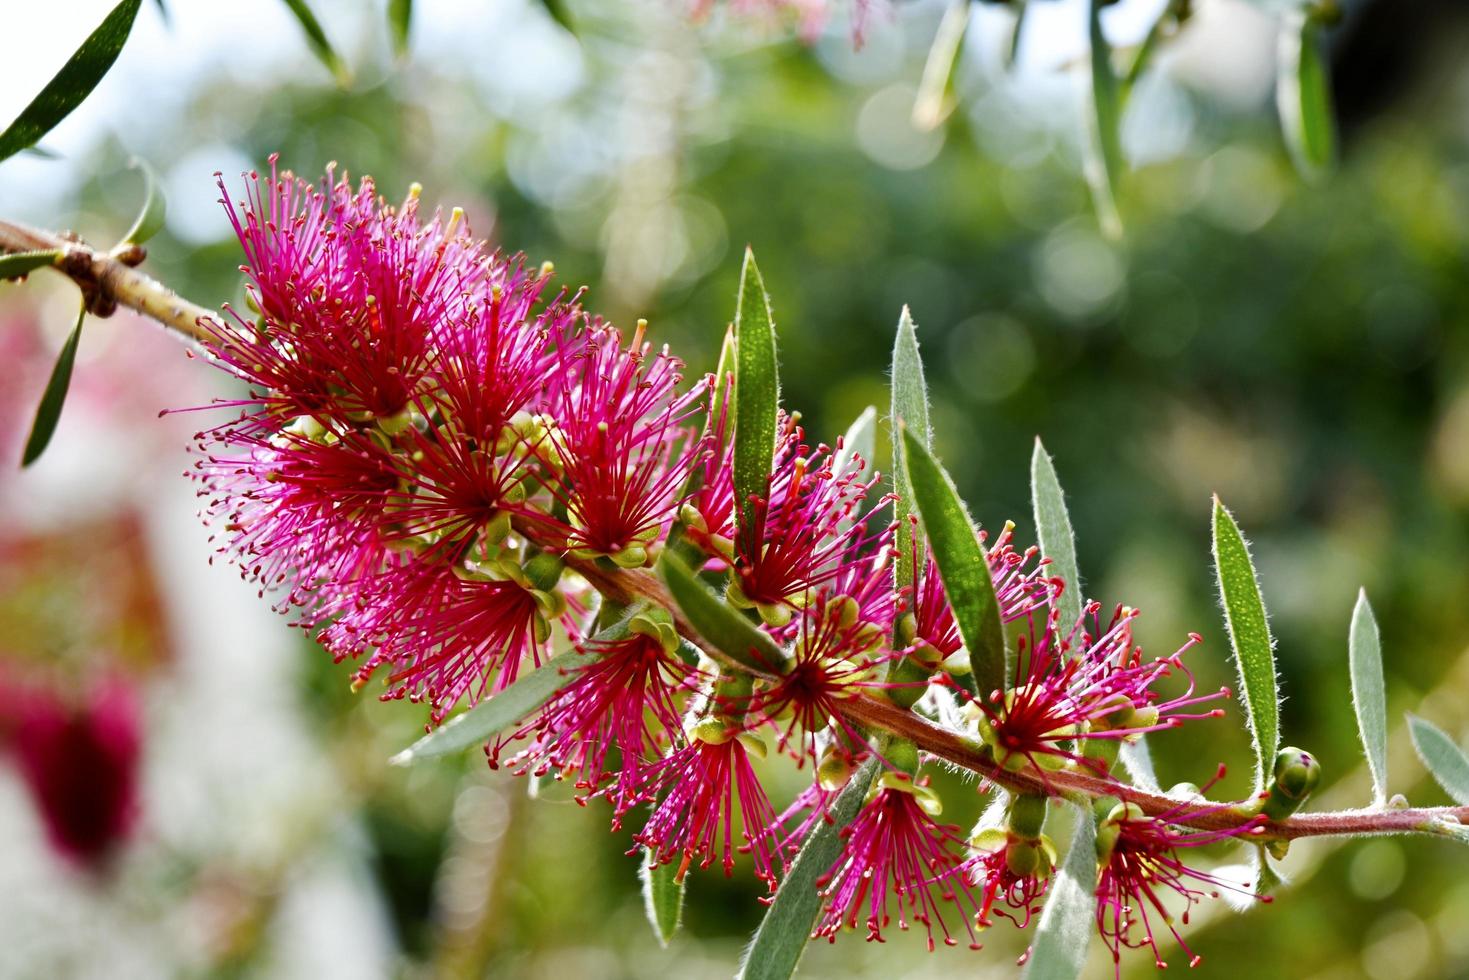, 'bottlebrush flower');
490,624,696,811
537,320,707,566
964,829,1054,930
4,676,141,867
966,605,1228,775
1094,792,1266,971
632,713,783,888
815,776,982,950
